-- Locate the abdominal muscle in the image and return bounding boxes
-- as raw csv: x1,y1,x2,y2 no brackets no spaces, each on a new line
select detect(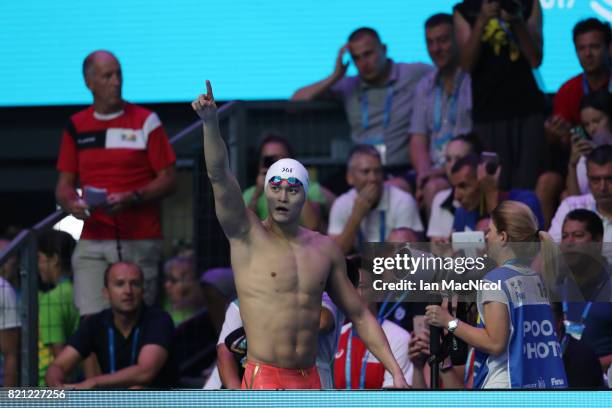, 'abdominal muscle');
238,289,323,369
